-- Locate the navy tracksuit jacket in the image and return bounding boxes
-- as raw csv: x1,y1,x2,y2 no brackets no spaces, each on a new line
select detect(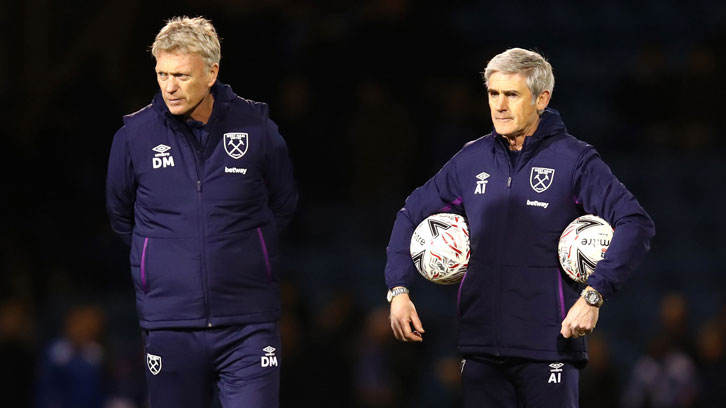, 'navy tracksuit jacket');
106,81,298,330
385,109,655,363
